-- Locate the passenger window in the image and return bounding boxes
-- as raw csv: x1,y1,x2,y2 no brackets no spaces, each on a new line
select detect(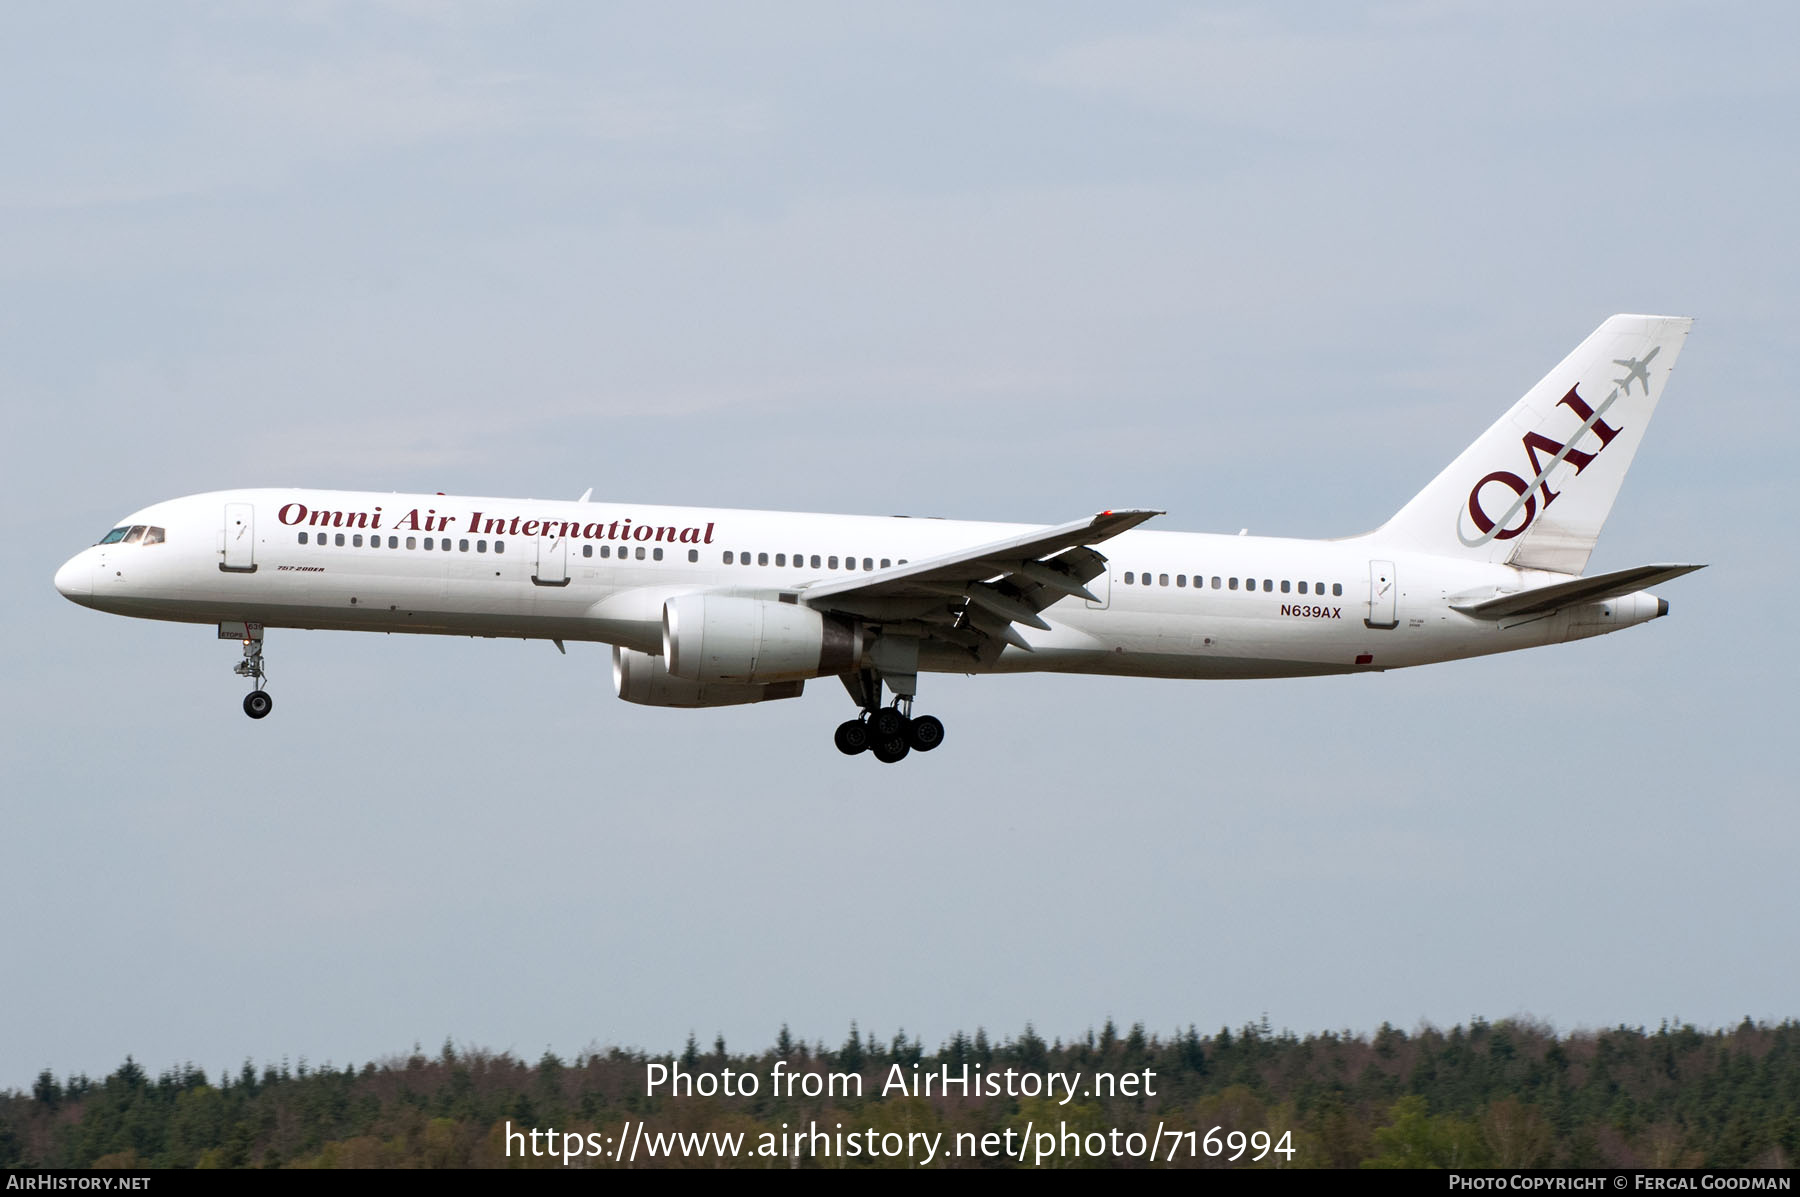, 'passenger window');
336,534,346,546
881,558,891,569
1315,581,1324,593
759,552,769,566
459,539,469,551
299,532,309,545
1212,577,1221,589
600,545,610,558
1229,577,1238,590
494,540,504,554
811,555,821,568
829,556,839,569
863,558,873,571
406,537,417,550
1263,579,1273,592
1332,582,1343,596
424,537,433,550
582,544,592,558
630,546,640,560
1176,575,1186,587
724,551,735,564
653,548,663,561
1297,581,1307,594
144,527,165,545
1124,572,1135,584
688,549,698,563
776,554,786,567
1159,574,1169,586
